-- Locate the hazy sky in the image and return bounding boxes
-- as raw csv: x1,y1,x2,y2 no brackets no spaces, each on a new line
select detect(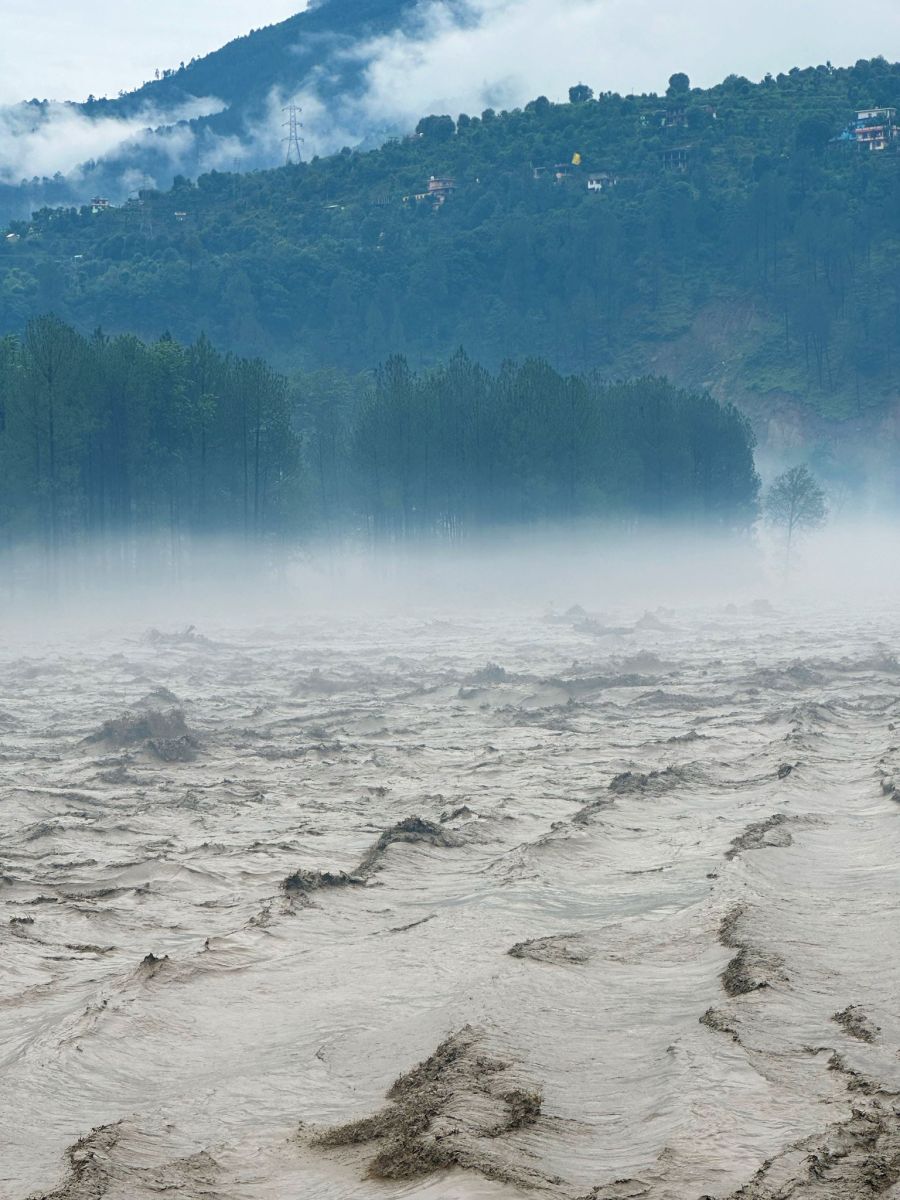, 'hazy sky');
2,0,899,107
0,1,306,103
